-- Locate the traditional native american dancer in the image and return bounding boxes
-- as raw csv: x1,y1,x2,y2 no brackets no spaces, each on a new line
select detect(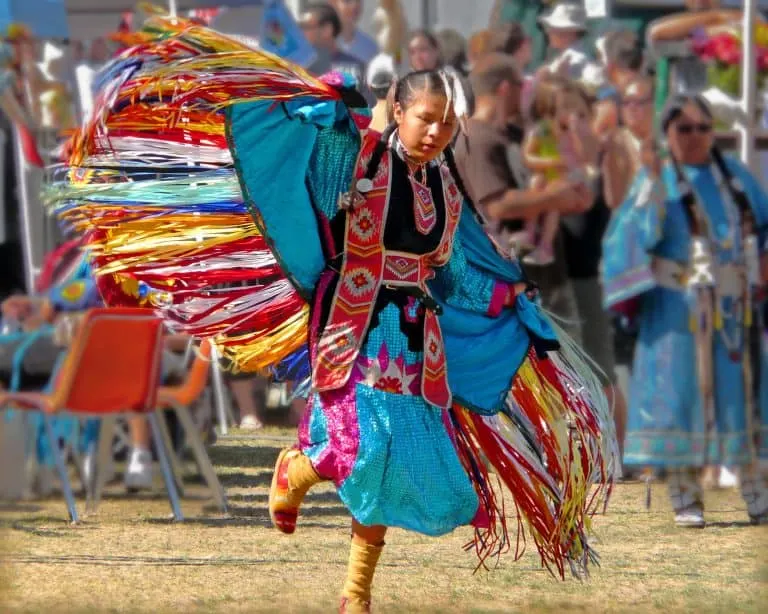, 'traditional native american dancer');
47,17,617,612
603,94,768,529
